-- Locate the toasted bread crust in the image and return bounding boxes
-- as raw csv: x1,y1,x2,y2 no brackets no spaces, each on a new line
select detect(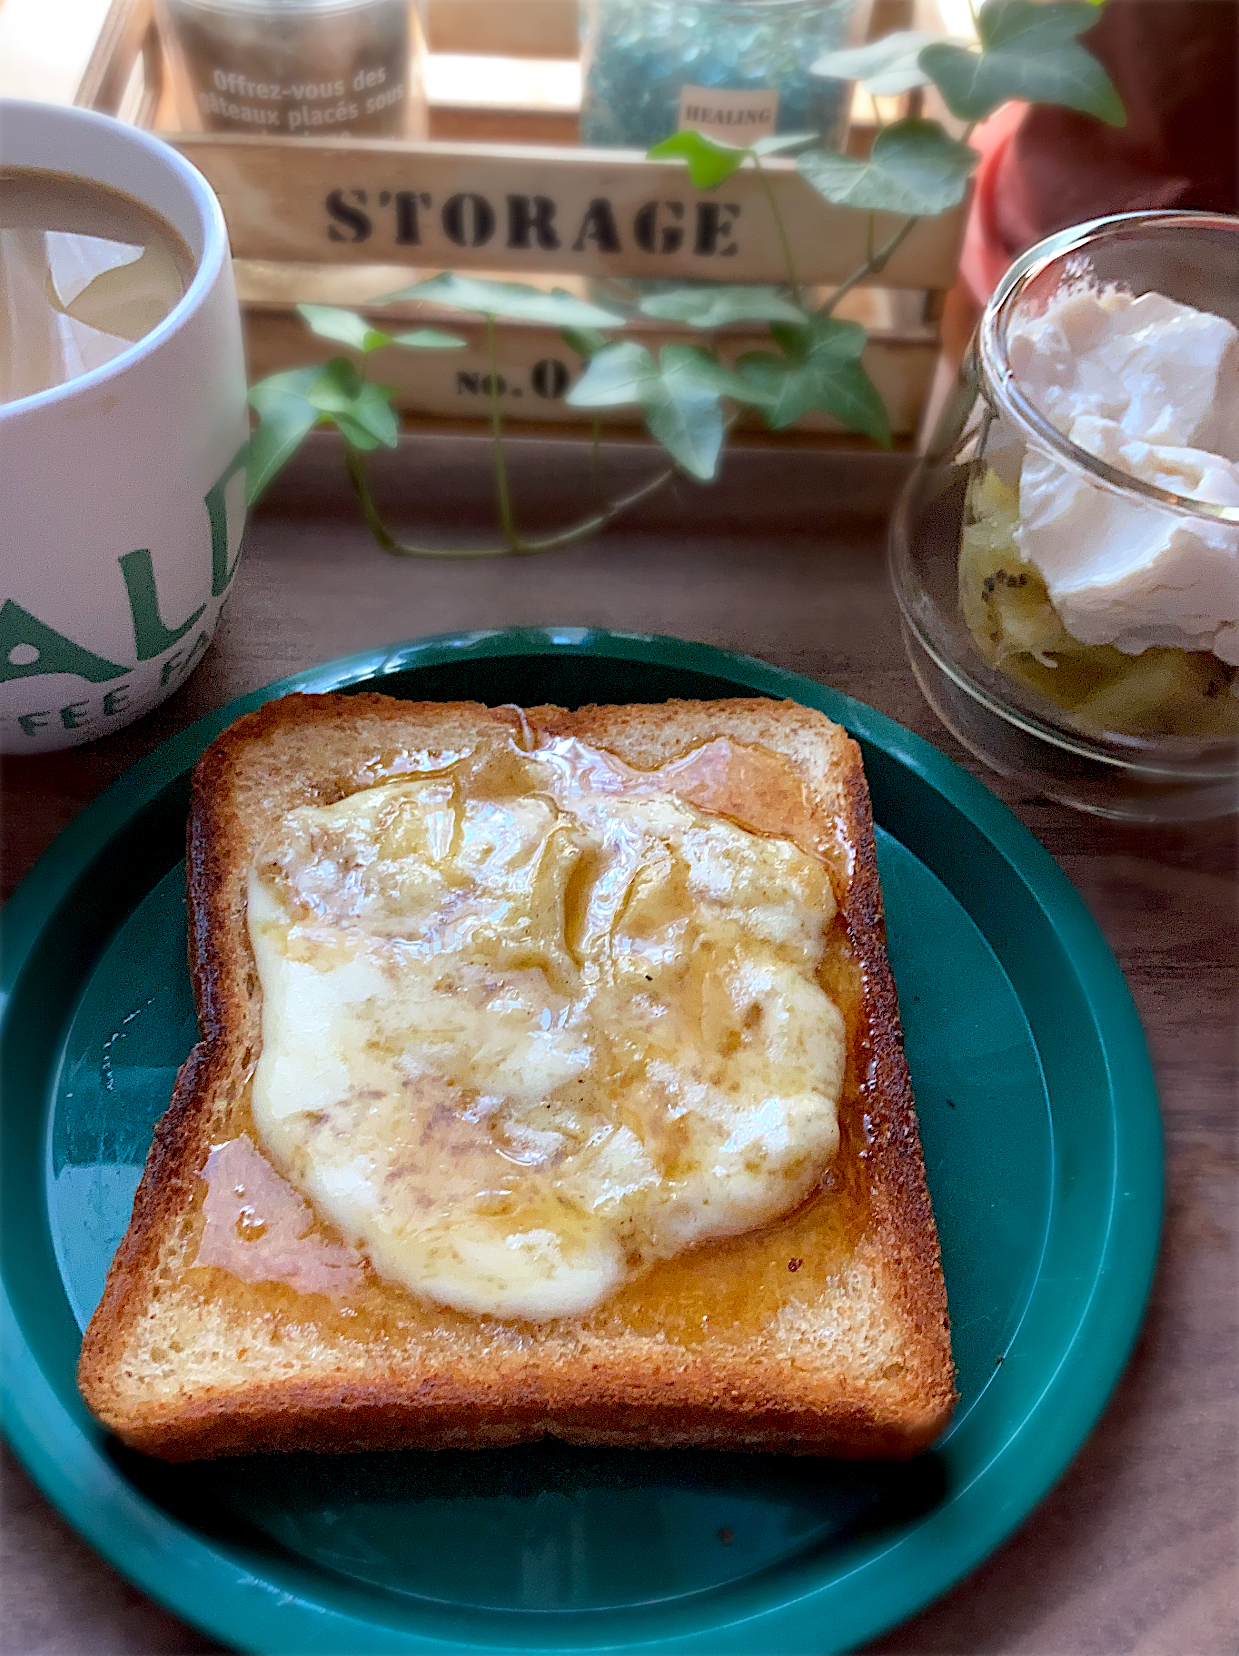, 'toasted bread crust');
78,694,955,1460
